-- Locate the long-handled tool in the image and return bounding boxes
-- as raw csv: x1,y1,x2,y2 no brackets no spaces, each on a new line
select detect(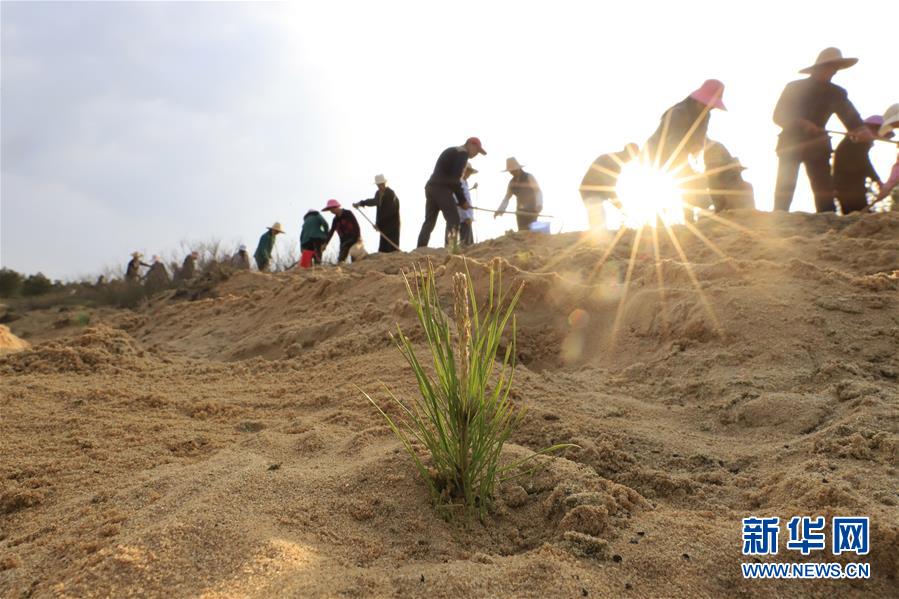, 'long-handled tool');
826,129,899,146
353,205,402,252
470,206,556,219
